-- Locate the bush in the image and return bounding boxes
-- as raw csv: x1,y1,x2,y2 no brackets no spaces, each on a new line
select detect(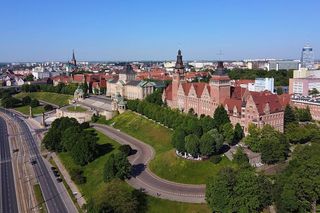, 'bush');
22,96,32,105
91,114,100,122
118,145,133,156
210,155,222,164
70,168,86,184
30,99,40,108
44,104,54,111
